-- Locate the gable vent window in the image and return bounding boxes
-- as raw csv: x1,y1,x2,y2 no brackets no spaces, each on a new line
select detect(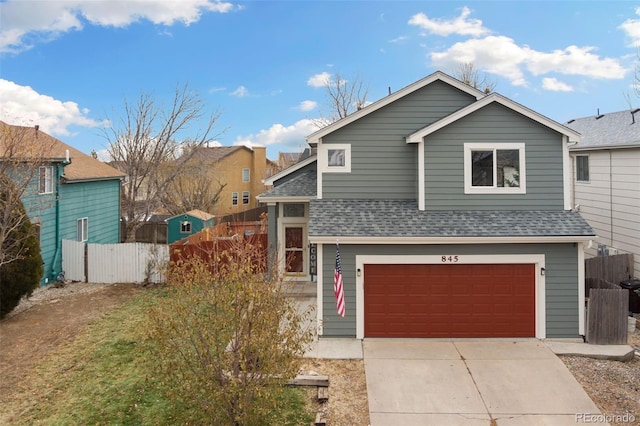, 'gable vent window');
464,143,526,194
576,155,589,182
